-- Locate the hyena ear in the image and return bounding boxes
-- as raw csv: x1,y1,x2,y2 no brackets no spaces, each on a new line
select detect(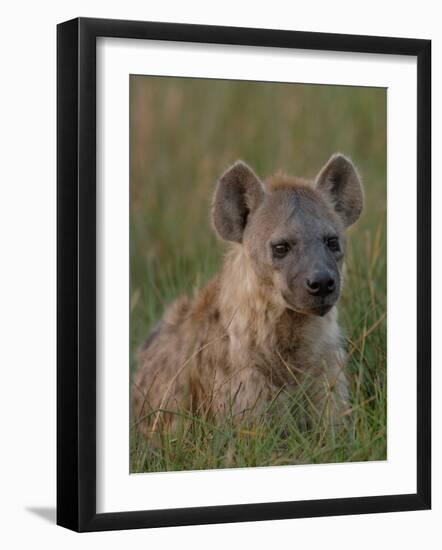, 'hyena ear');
212,161,265,242
315,154,364,228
